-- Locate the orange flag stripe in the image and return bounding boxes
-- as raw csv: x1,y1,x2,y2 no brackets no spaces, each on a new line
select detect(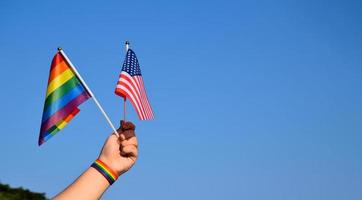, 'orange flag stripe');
48,60,70,83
